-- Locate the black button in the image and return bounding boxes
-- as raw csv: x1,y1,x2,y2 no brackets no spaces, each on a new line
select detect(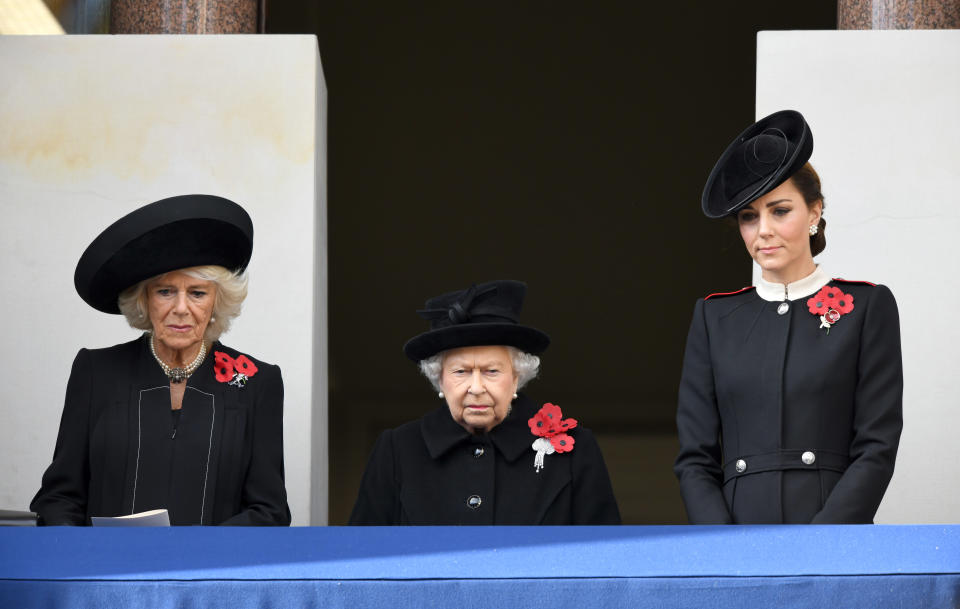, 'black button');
473,446,485,458
467,495,482,509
